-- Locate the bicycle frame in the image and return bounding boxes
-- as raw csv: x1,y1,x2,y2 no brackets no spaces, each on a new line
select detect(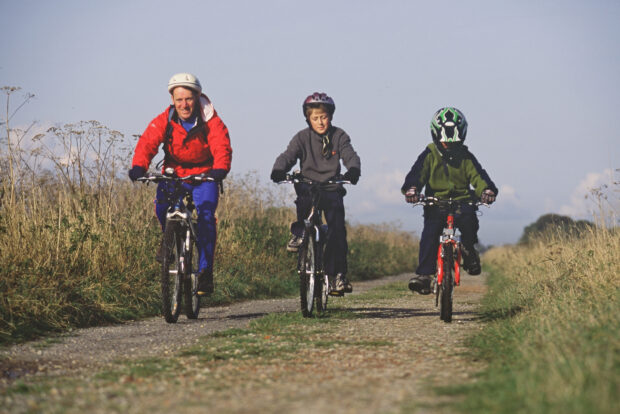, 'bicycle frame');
436,211,462,288
164,187,198,273
302,186,327,274
278,173,350,316
413,196,487,322
138,170,215,322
